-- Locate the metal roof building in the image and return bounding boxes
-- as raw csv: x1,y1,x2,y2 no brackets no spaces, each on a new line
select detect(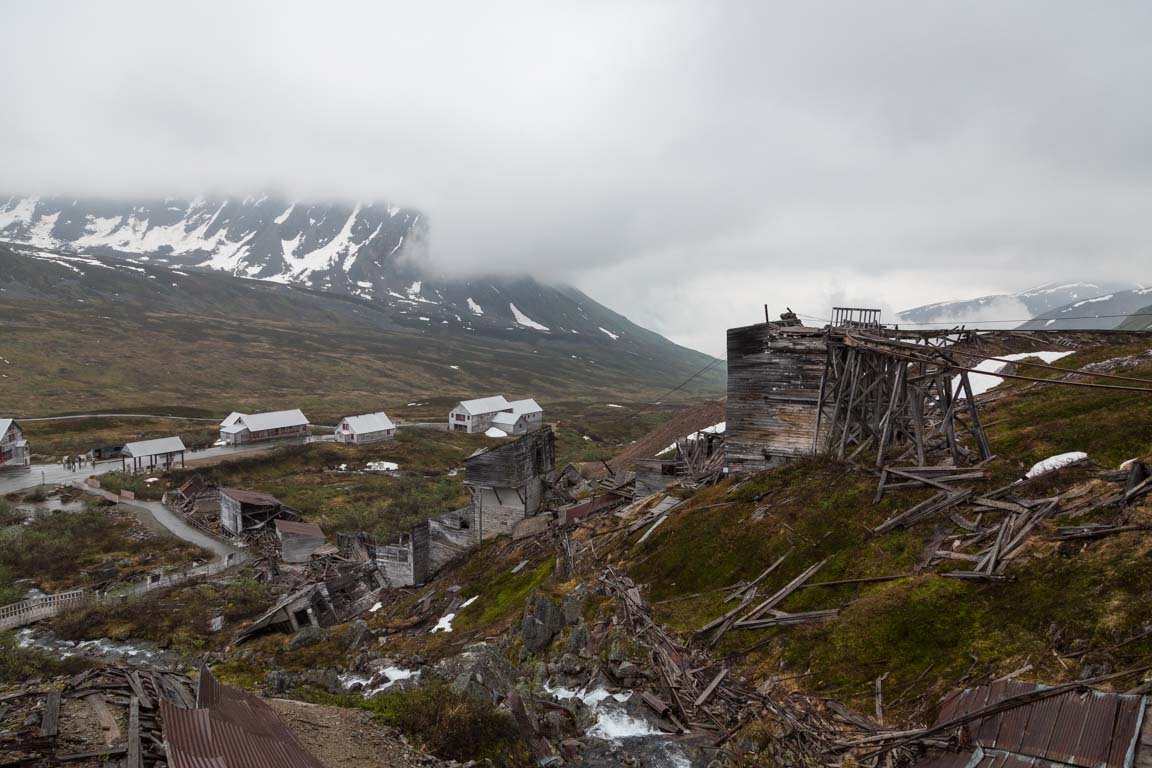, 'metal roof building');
121,436,187,472
220,409,309,445
335,411,396,444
